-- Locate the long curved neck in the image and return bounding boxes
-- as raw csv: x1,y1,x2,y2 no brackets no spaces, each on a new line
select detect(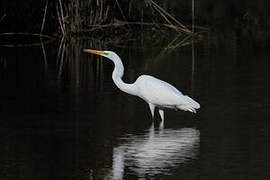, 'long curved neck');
111,56,137,96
